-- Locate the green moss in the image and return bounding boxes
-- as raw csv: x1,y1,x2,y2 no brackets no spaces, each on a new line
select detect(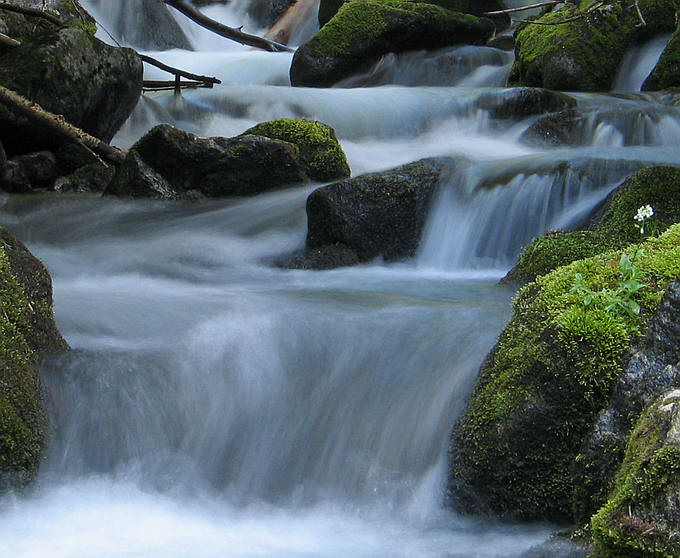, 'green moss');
307,0,482,58
452,224,680,520
507,166,680,284
510,1,680,90
244,118,351,182
592,391,680,557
